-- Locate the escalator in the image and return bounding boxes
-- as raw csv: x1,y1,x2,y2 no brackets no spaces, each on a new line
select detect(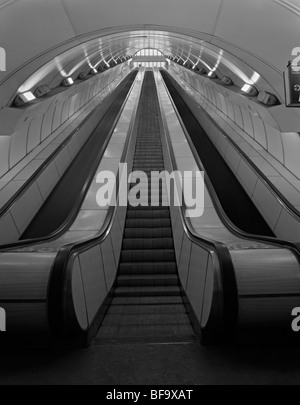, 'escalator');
160,70,274,237
97,71,196,342
20,70,138,240
1,68,299,346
